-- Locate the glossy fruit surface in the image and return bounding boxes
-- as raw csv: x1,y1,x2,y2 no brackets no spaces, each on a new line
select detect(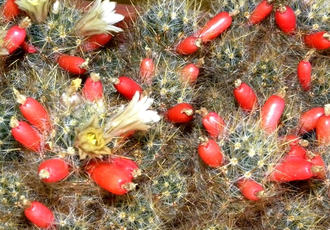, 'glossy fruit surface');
176,36,201,55
180,63,200,84
112,76,143,100
80,33,112,52
236,179,264,201
21,41,38,53
298,107,324,134
198,138,224,167
57,54,88,74
140,58,155,83
275,5,296,34
2,0,20,20
286,145,307,159
23,200,54,228
304,31,330,50
165,103,194,123
248,0,273,25
198,107,225,139
3,24,26,54
15,93,51,133
86,157,139,195
83,73,103,101
198,11,232,43
269,157,314,182
260,94,285,133
297,60,312,91
38,158,70,183
10,118,42,152
309,153,326,179
316,104,330,144
233,79,258,112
